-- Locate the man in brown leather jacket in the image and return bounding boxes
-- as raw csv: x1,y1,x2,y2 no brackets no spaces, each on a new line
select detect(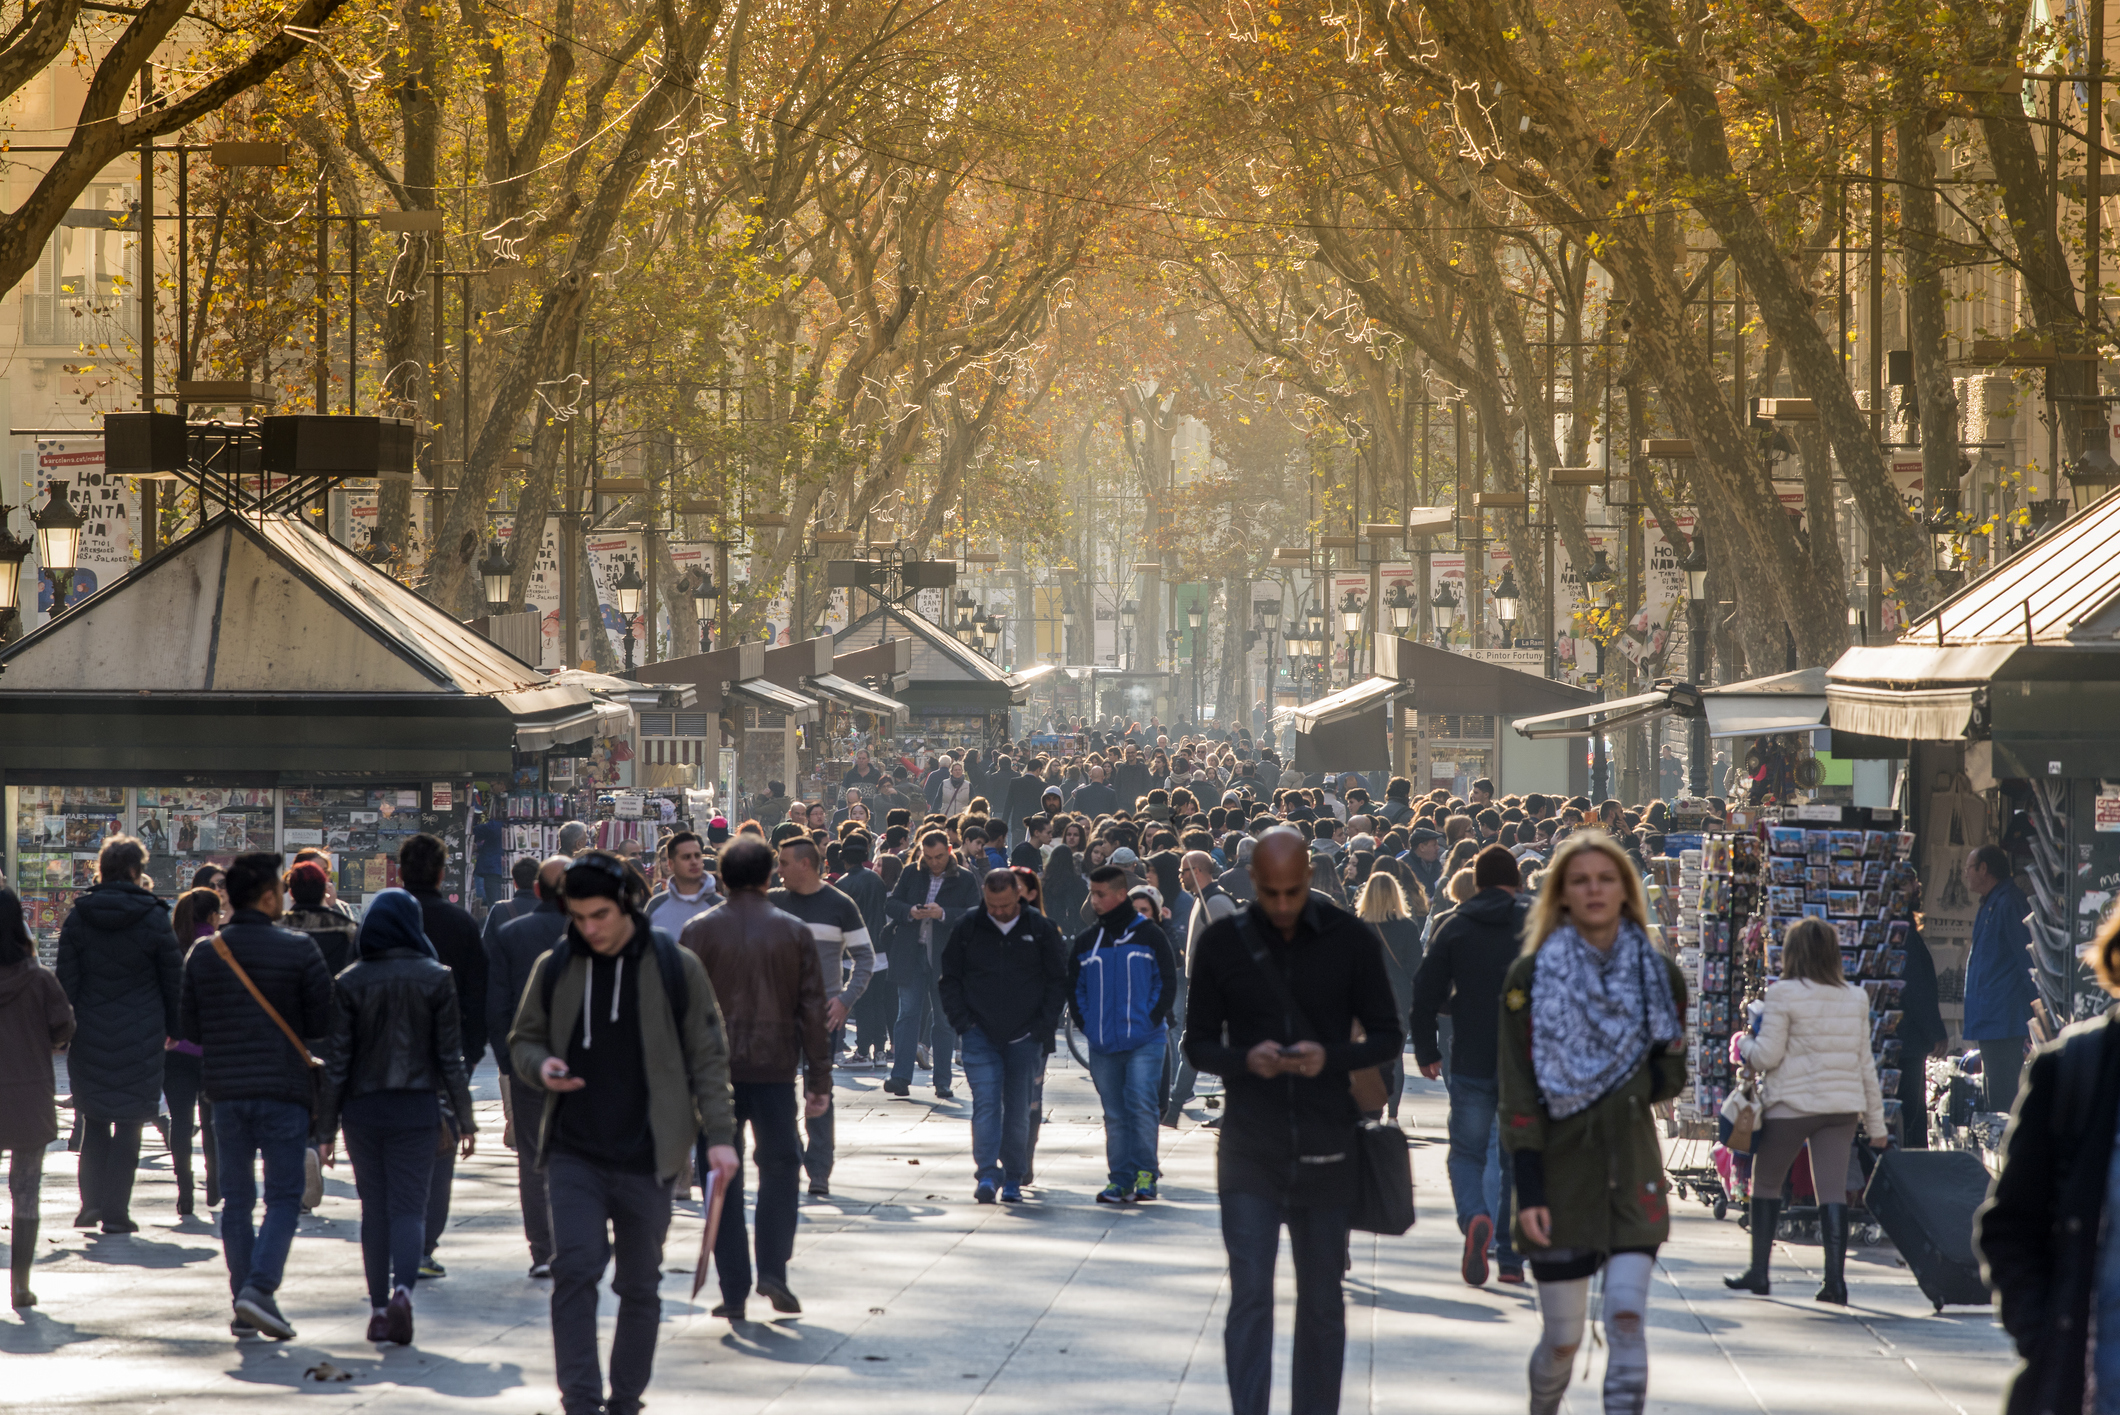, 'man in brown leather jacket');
678,839,831,1321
